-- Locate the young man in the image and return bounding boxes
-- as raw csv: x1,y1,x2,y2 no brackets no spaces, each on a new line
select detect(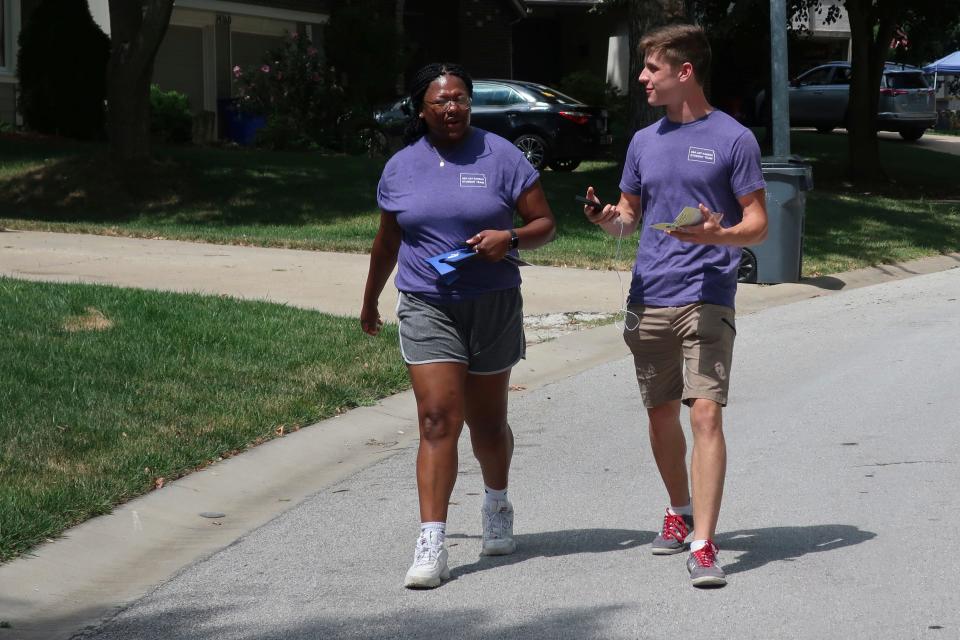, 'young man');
583,24,767,587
